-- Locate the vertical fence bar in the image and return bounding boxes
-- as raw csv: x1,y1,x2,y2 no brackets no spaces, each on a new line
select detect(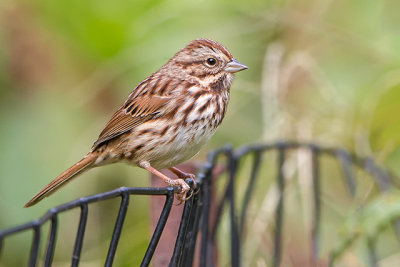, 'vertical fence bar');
170,182,195,266
44,213,58,267
141,190,174,266
182,190,202,266
311,146,321,265
210,183,230,241
364,157,392,192
72,201,89,267
272,146,285,267
229,156,240,267
240,151,262,236
363,157,400,242
105,190,130,267
200,169,214,267
0,237,3,261
28,222,41,267
335,149,356,196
